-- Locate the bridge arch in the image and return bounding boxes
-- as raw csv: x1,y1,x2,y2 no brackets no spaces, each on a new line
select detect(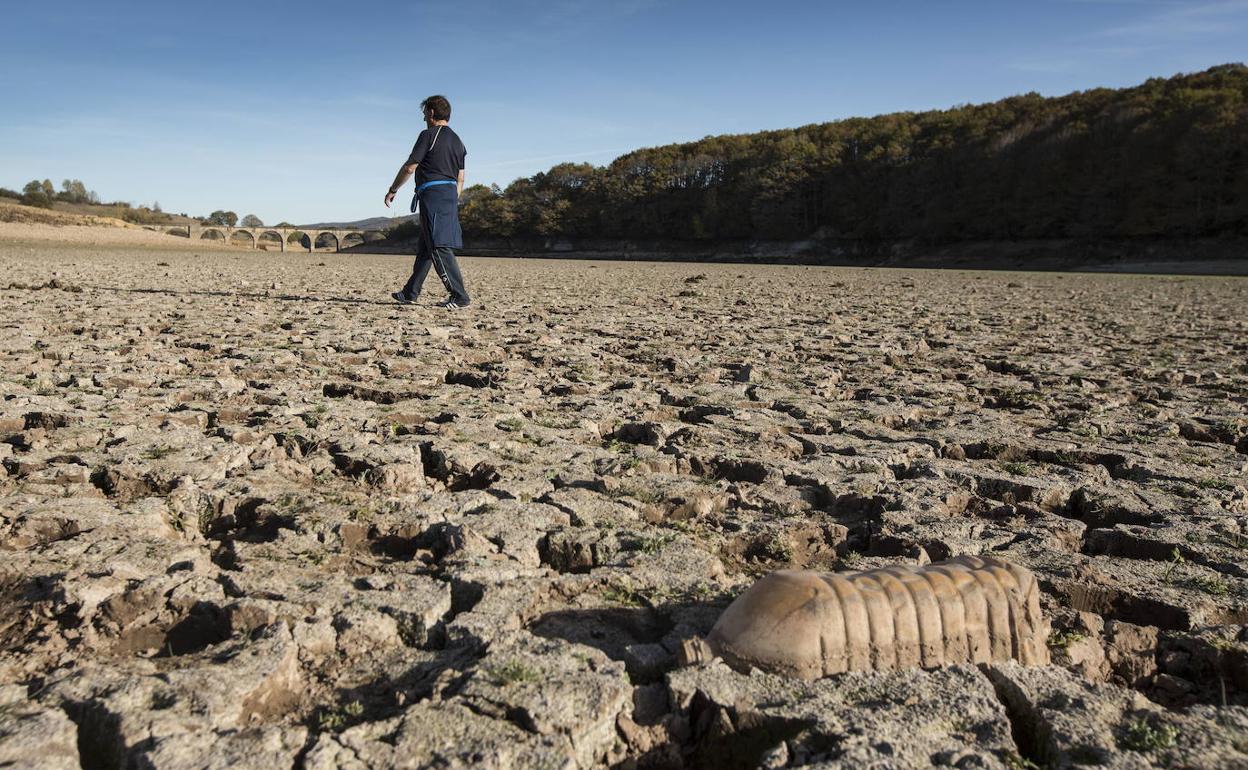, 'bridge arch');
166,226,189,238
228,230,256,248
314,232,339,252
257,230,285,251
200,228,227,242
287,231,312,251
340,232,365,250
